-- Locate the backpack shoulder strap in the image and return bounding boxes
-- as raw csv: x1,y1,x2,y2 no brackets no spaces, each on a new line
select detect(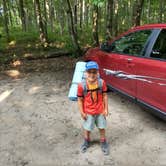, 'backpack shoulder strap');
98,78,103,93
81,79,88,96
